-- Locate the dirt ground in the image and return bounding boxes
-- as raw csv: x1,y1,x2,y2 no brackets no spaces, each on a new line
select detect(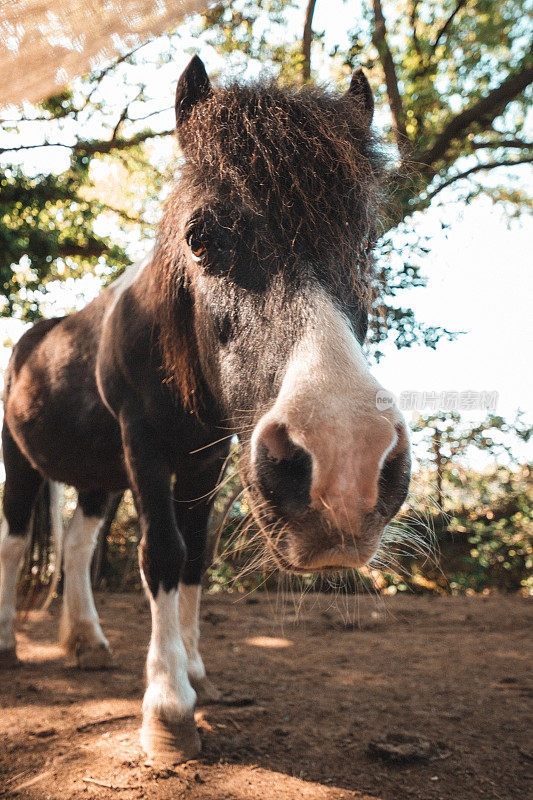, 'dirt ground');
0,591,531,800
